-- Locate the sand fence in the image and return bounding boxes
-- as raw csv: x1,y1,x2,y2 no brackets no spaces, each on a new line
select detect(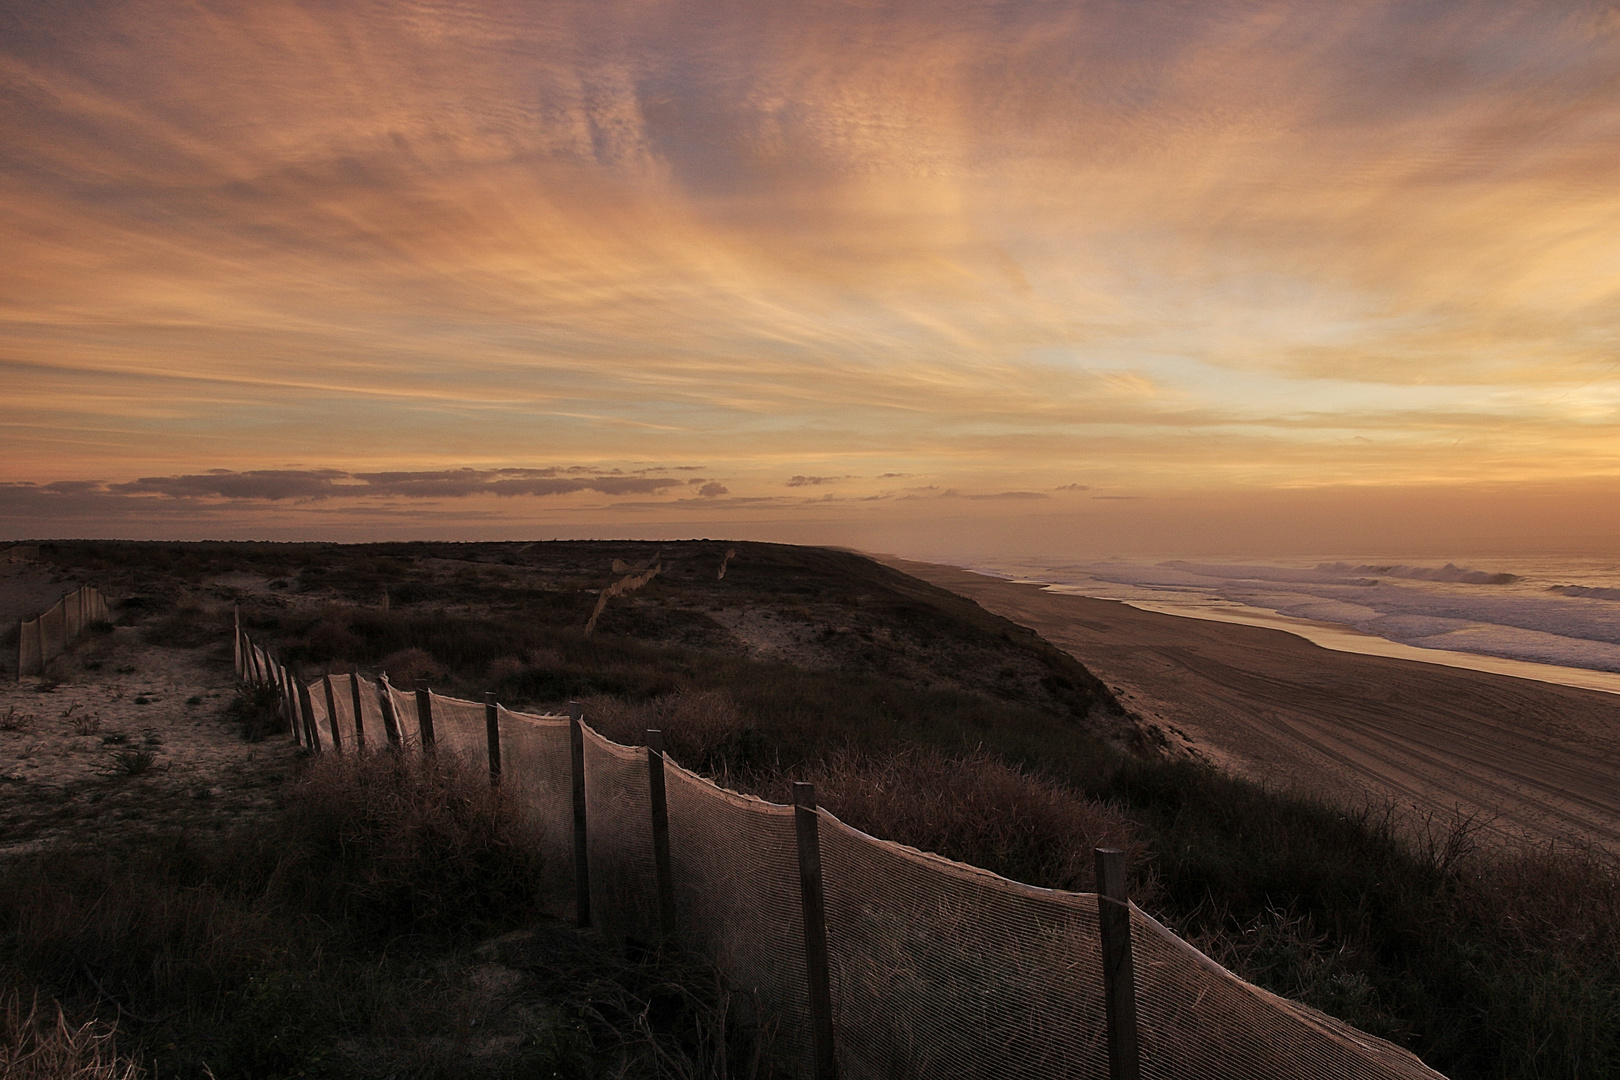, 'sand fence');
15,585,109,680
236,621,1448,1080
